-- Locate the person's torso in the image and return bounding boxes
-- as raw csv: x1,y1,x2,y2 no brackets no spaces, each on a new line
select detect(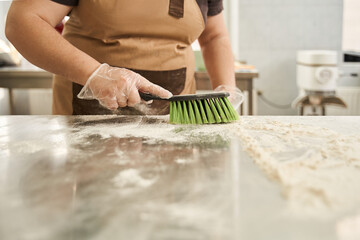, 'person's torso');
53,0,213,115
63,0,205,70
